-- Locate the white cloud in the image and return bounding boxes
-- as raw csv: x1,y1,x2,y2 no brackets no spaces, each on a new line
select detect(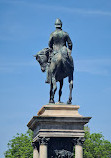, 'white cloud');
75,58,111,75
0,61,37,74
0,58,111,75
1,0,111,17
29,4,111,17
58,7,111,17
